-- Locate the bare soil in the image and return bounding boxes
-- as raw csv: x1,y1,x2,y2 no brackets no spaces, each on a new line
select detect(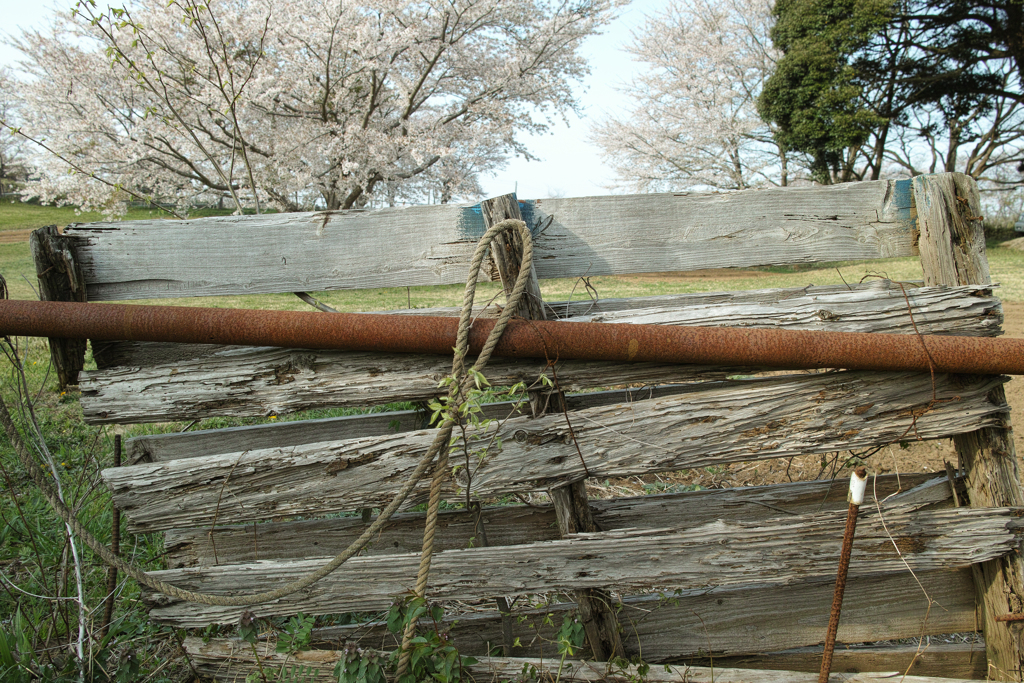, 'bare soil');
590,302,1024,498
0,229,34,244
